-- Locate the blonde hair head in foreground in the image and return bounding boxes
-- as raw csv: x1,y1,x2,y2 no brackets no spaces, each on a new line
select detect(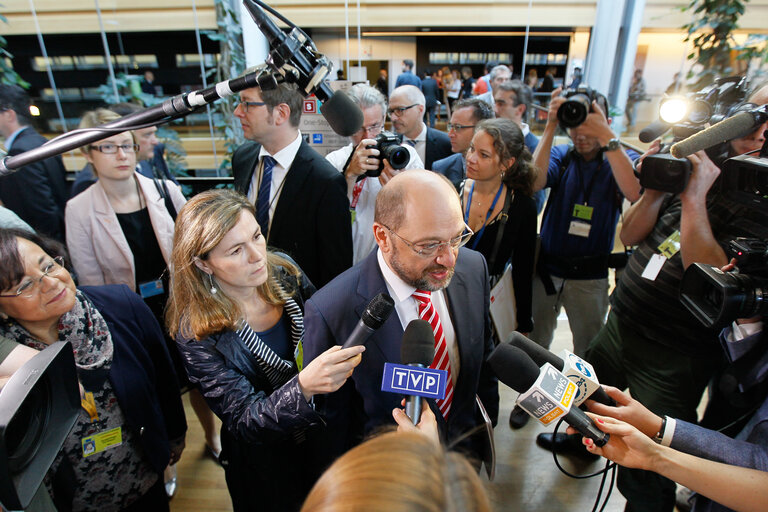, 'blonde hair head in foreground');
301,431,492,512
